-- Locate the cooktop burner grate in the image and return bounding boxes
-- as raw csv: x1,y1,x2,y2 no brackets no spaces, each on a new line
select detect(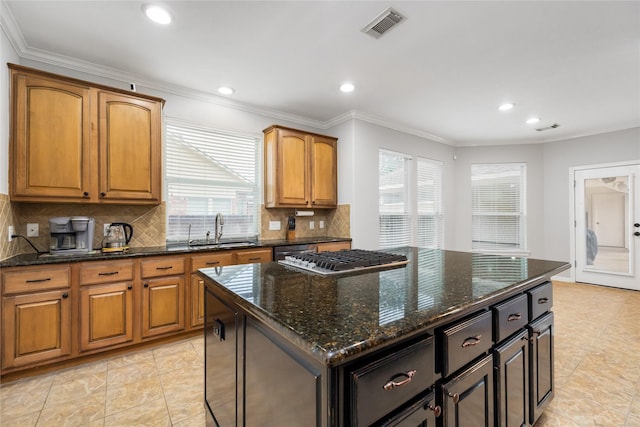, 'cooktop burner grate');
278,249,409,275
